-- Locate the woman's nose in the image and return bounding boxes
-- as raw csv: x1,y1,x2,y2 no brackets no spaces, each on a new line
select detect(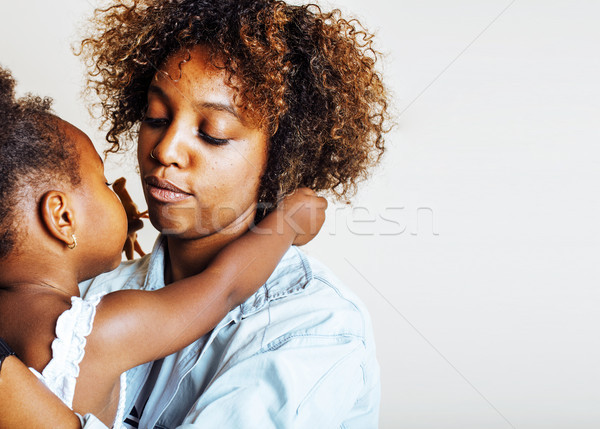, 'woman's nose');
151,122,190,168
